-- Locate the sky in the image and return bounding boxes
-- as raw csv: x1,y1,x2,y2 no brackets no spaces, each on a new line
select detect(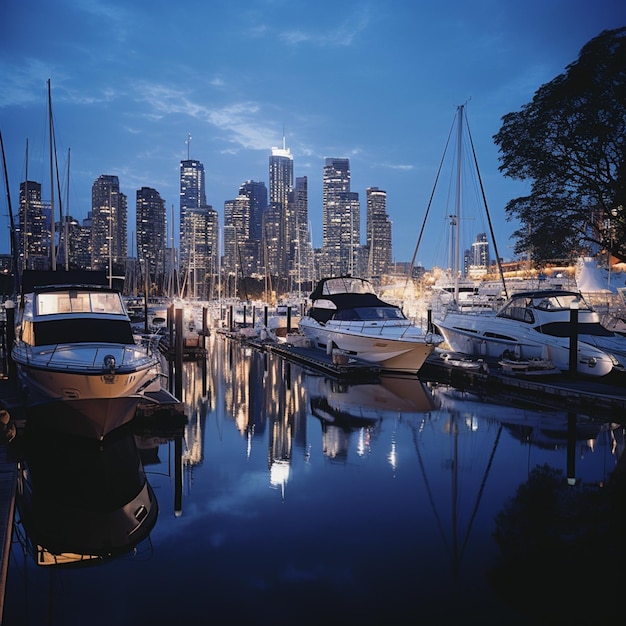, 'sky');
1,0,625,269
